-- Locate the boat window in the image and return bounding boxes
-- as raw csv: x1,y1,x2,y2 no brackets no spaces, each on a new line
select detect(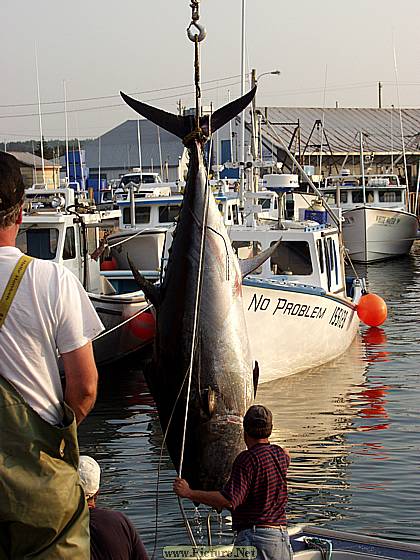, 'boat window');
274,198,278,210
352,190,374,203
270,241,313,276
63,227,76,260
340,192,348,203
218,203,224,214
258,198,271,210
331,238,338,283
323,238,331,291
317,239,324,274
323,193,336,205
232,204,240,225
232,241,262,273
159,205,181,223
86,228,98,254
101,191,113,202
16,228,59,260
378,190,402,203
123,207,151,225
228,206,232,221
